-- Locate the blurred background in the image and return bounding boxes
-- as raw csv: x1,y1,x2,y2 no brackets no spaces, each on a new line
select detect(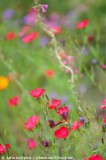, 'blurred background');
0,0,106,157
